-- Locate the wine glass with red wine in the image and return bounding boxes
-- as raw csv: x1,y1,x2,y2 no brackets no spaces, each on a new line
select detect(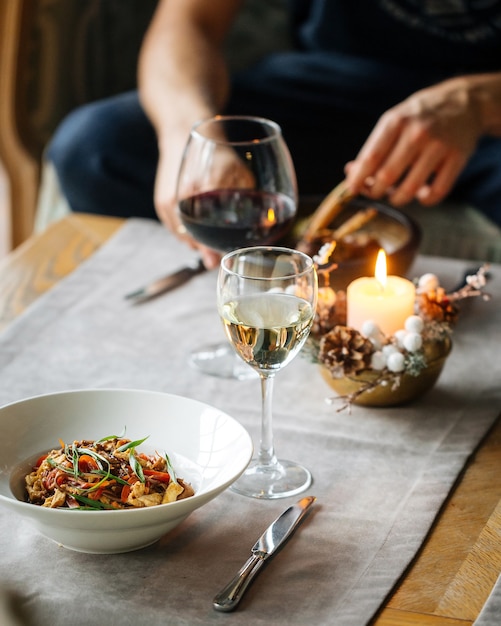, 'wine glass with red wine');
176,115,298,379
